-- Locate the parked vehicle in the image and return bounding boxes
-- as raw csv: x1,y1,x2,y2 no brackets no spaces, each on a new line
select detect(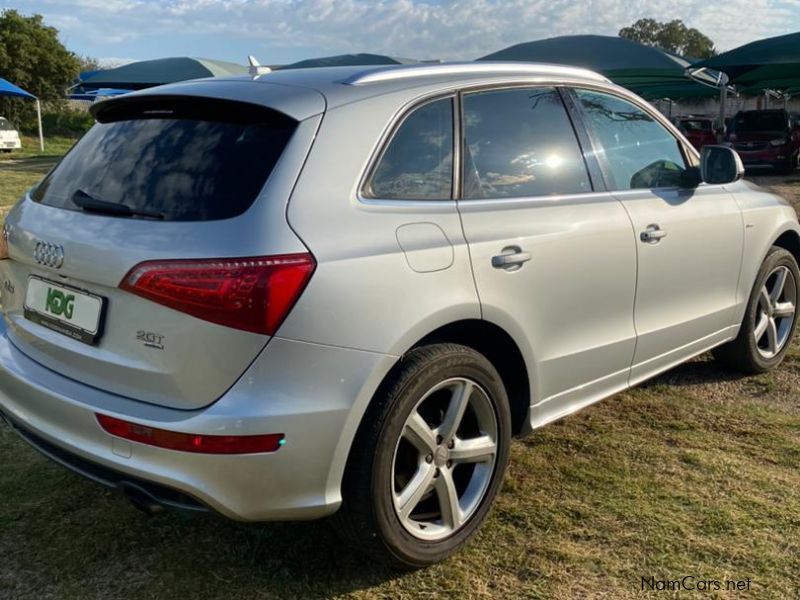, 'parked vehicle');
676,116,717,150
0,63,798,568
726,109,800,173
0,117,21,152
